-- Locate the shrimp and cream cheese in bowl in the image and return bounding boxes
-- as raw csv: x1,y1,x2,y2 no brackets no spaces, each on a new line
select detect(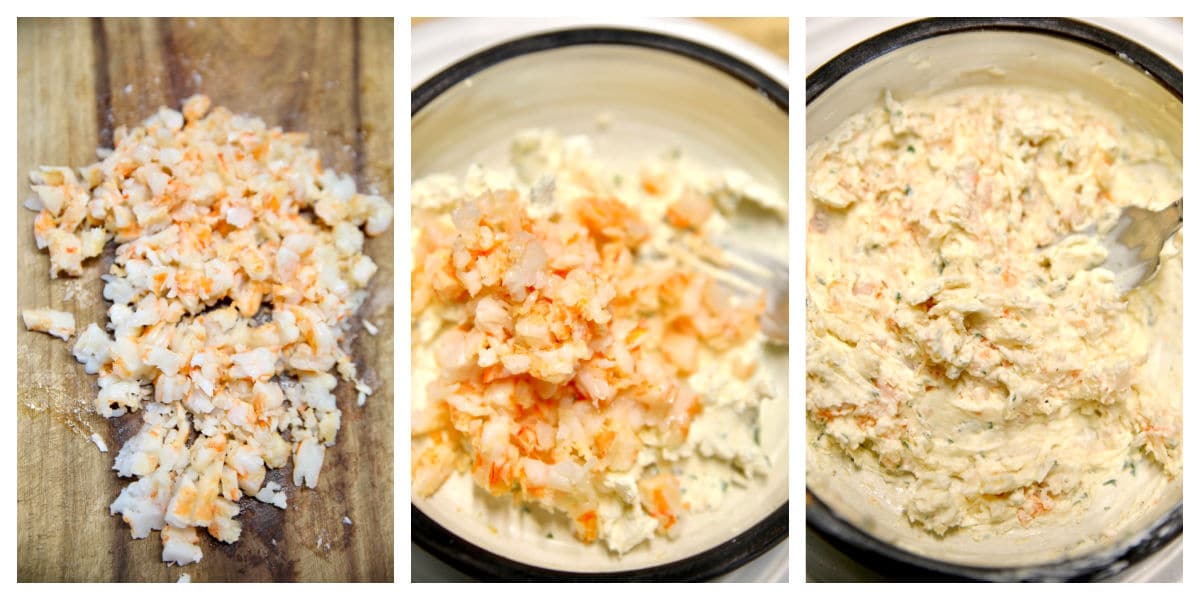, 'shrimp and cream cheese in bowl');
806,83,1182,568
411,129,785,563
